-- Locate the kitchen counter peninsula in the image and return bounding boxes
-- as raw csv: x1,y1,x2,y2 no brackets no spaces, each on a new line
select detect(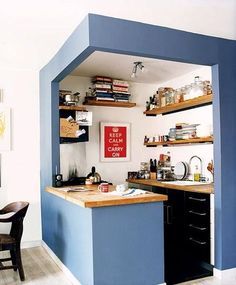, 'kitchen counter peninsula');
46,184,167,208
127,179,214,194
44,184,166,285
